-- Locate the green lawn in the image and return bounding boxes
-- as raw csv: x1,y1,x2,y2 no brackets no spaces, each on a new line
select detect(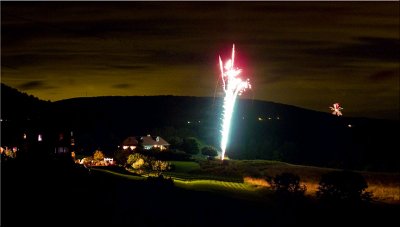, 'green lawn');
91,167,144,181
170,161,201,173
166,161,243,182
92,159,400,204
173,178,264,201
91,165,264,202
